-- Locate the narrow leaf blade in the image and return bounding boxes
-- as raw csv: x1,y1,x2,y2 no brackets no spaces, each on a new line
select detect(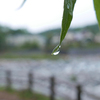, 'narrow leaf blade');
93,0,100,27
52,0,76,55
60,0,76,44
